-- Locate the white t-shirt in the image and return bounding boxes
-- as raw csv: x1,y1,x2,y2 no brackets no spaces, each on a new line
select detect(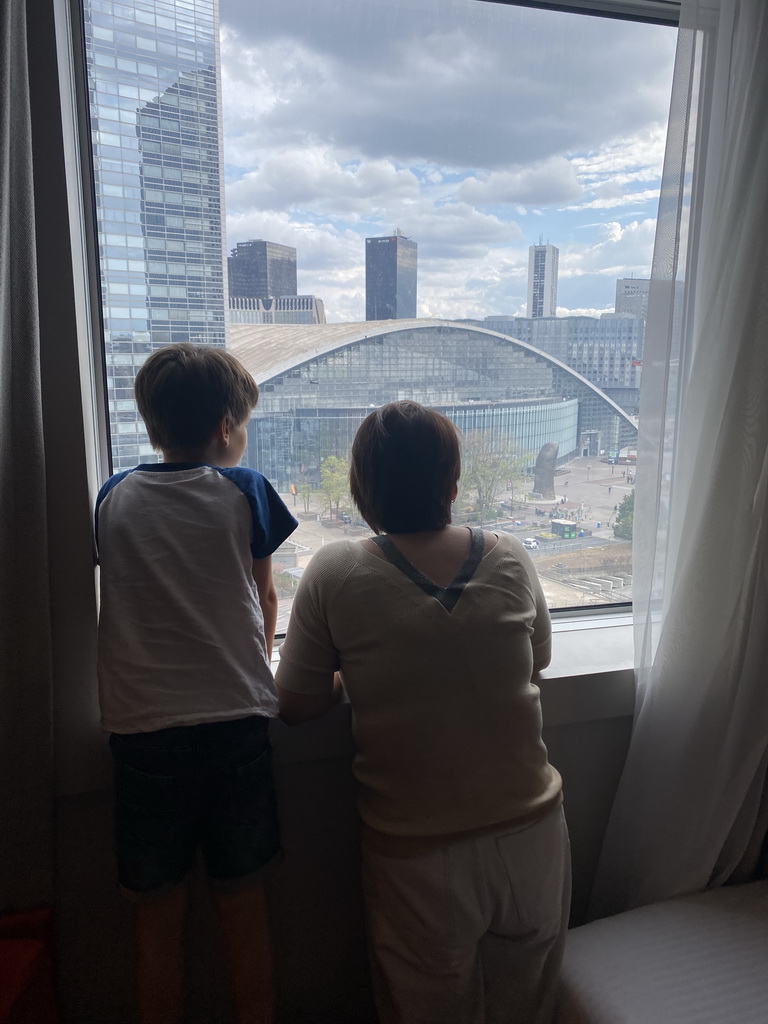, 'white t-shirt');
96,462,297,733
